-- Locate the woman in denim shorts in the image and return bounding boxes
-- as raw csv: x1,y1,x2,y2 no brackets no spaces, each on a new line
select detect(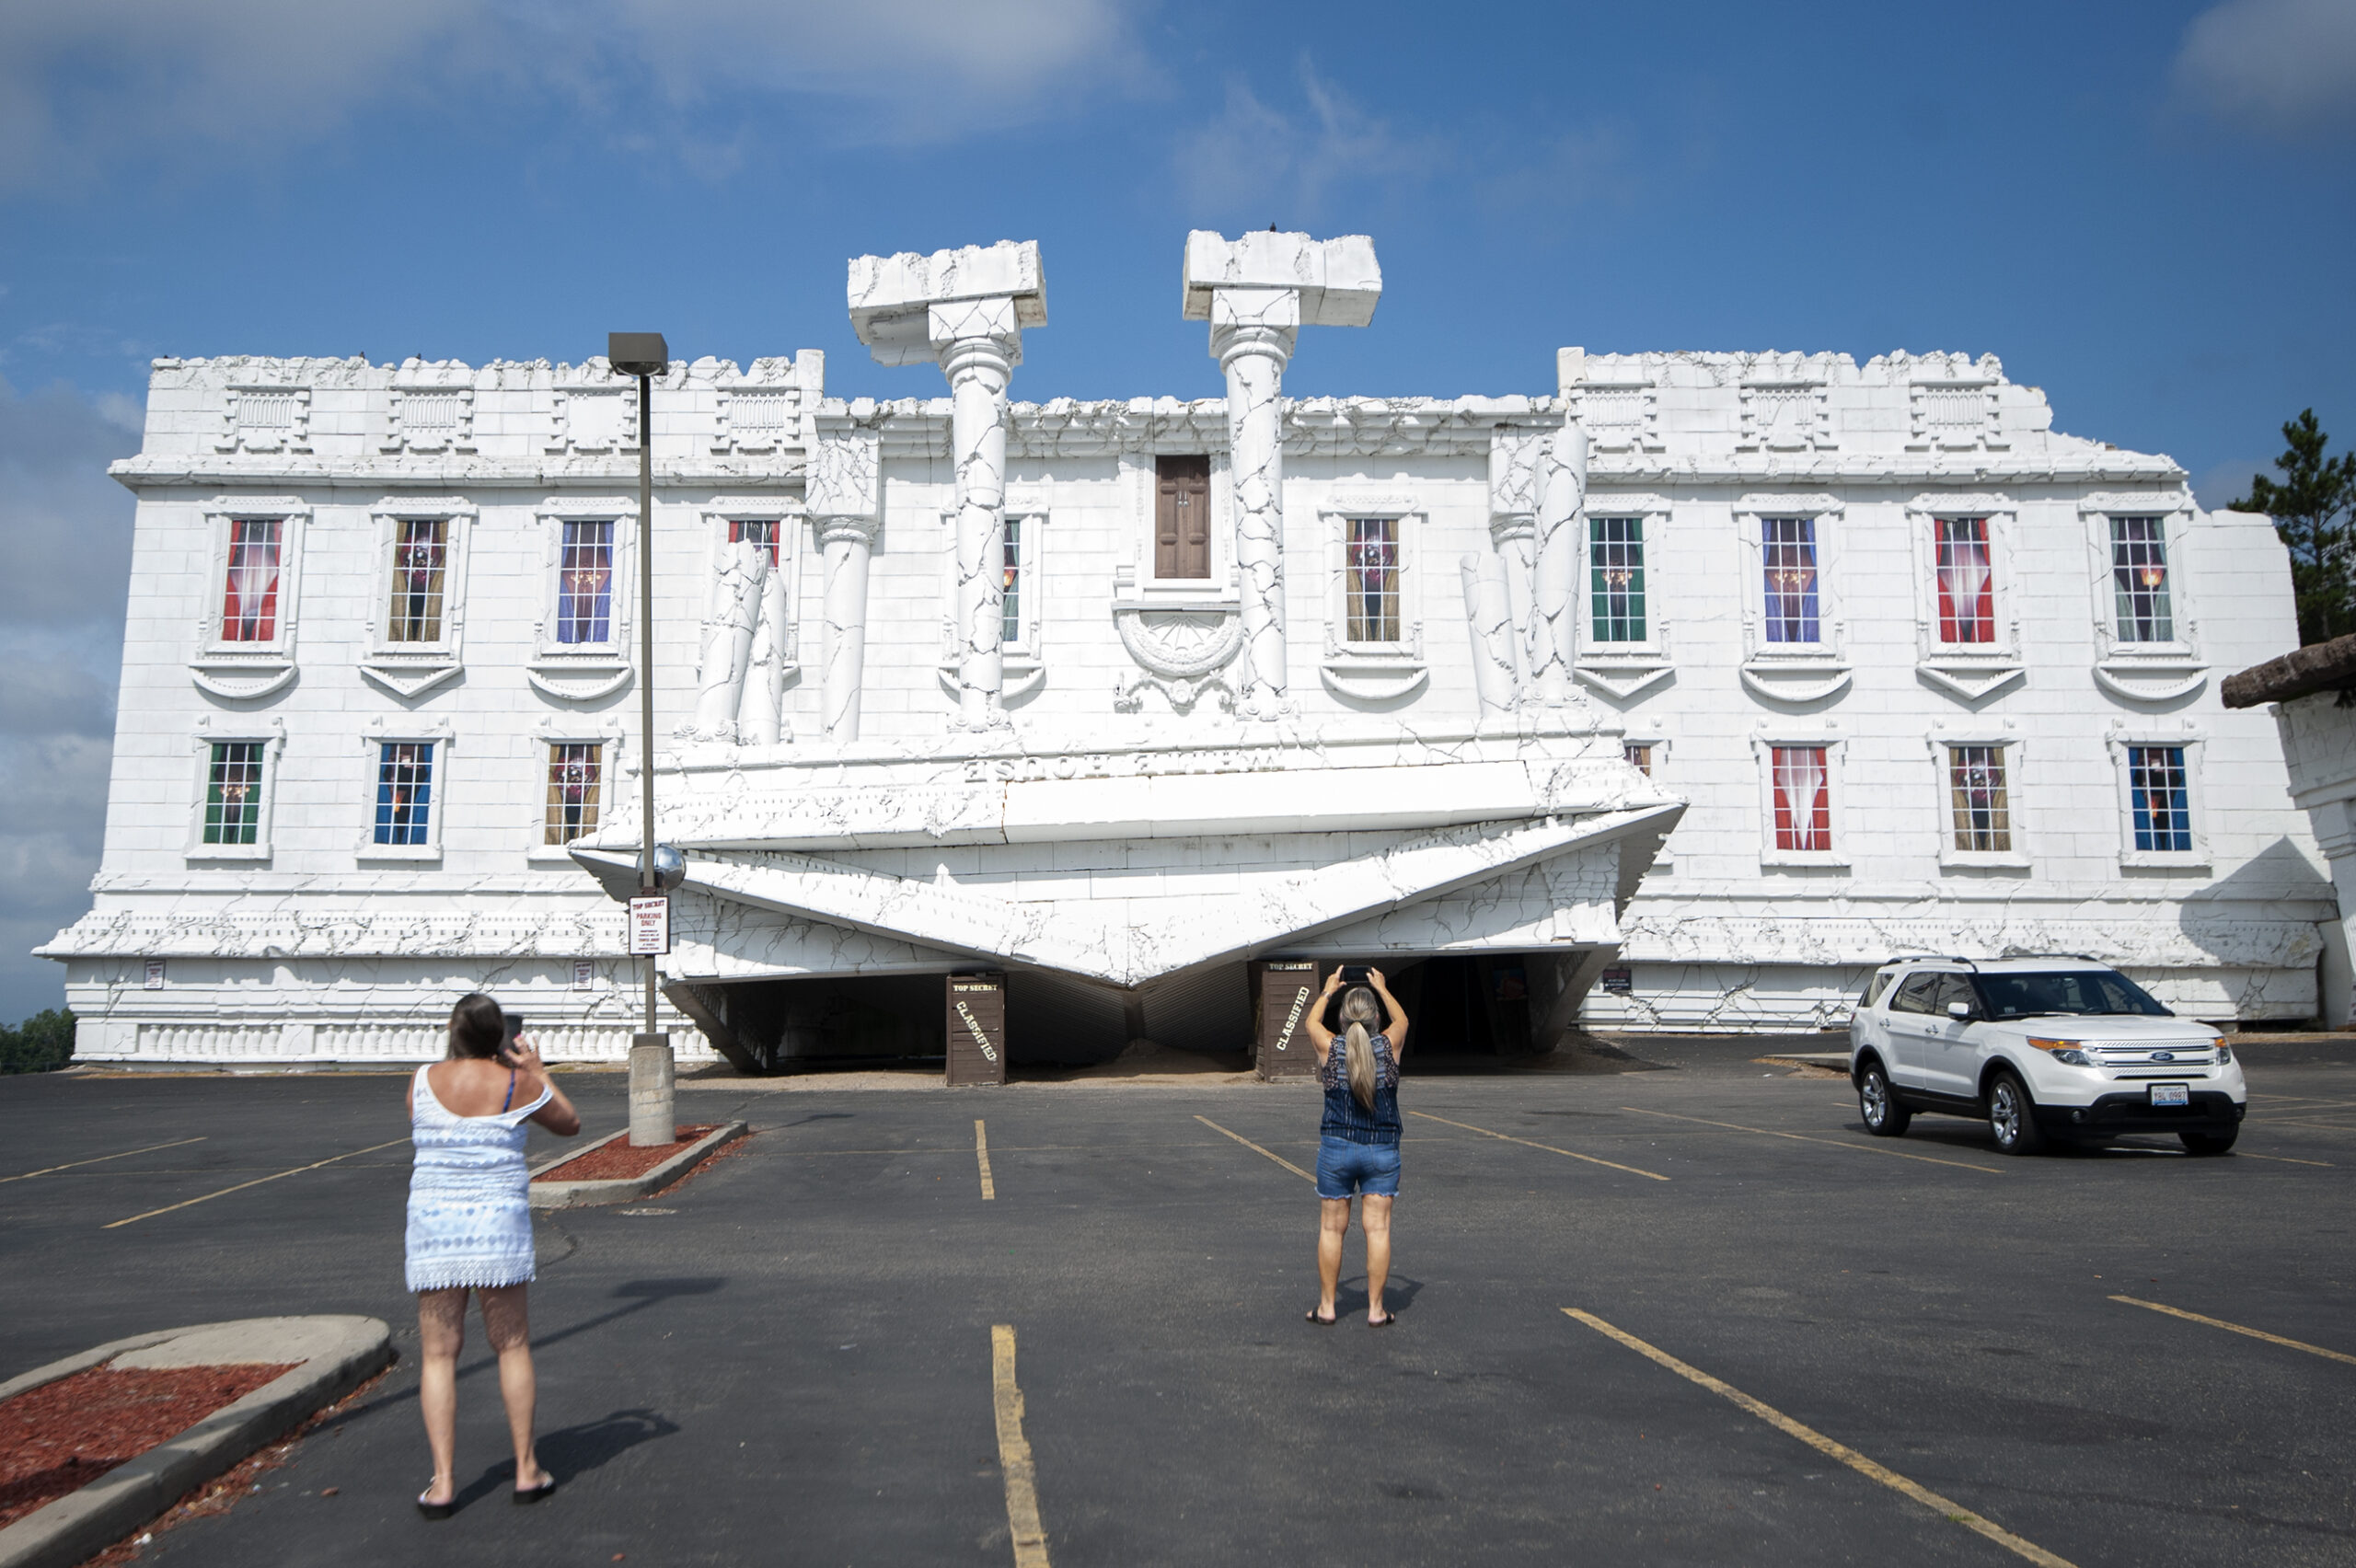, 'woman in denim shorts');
1303,966,1410,1327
